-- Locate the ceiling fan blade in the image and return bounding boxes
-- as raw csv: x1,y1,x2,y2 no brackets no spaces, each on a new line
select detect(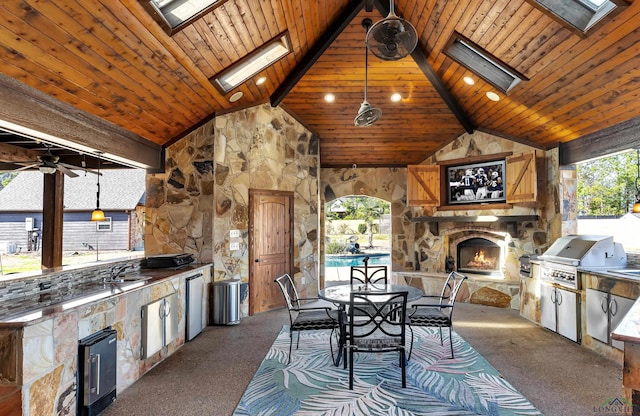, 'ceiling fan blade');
59,162,101,175
12,163,39,173
56,164,79,178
